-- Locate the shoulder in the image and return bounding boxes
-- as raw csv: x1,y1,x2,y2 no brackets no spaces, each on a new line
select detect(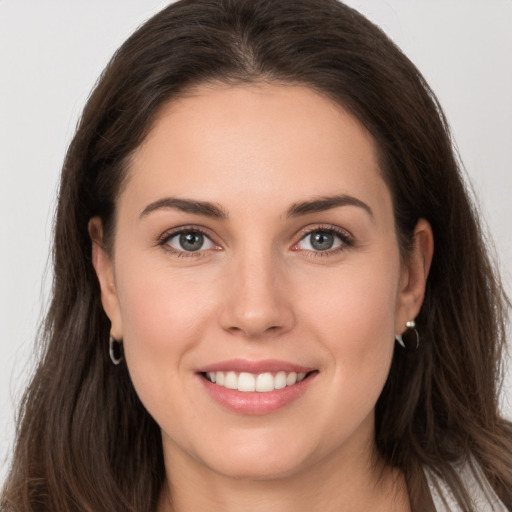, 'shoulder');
424,459,509,512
